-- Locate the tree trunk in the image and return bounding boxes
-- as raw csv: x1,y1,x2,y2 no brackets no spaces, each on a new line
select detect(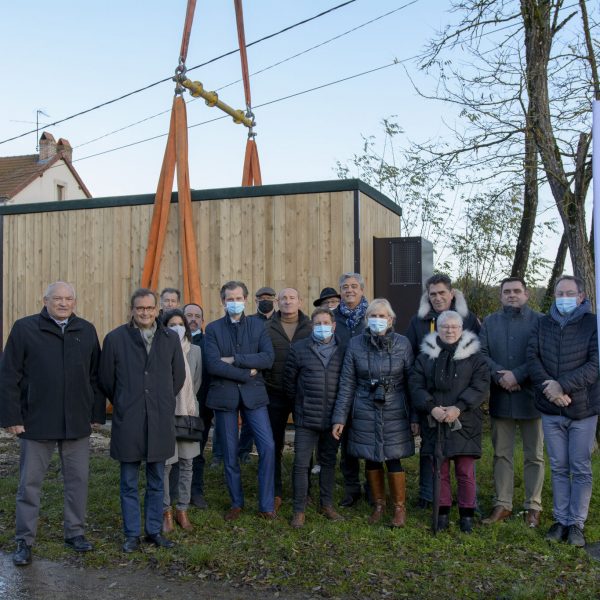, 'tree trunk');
511,103,538,280
521,0,595,307
541,231,568,312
